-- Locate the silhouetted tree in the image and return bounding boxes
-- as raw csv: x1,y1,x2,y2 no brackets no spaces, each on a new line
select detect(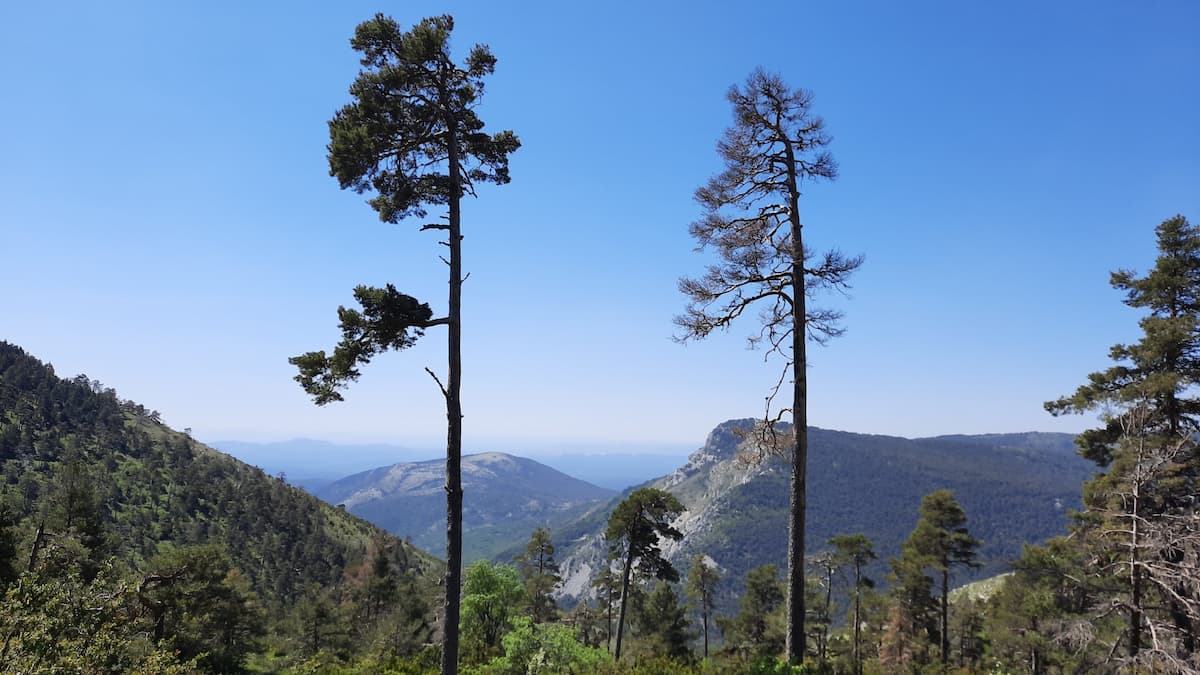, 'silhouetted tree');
289,14,519,674
592,564,620,651
604,488,684,660
677,69,861,664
